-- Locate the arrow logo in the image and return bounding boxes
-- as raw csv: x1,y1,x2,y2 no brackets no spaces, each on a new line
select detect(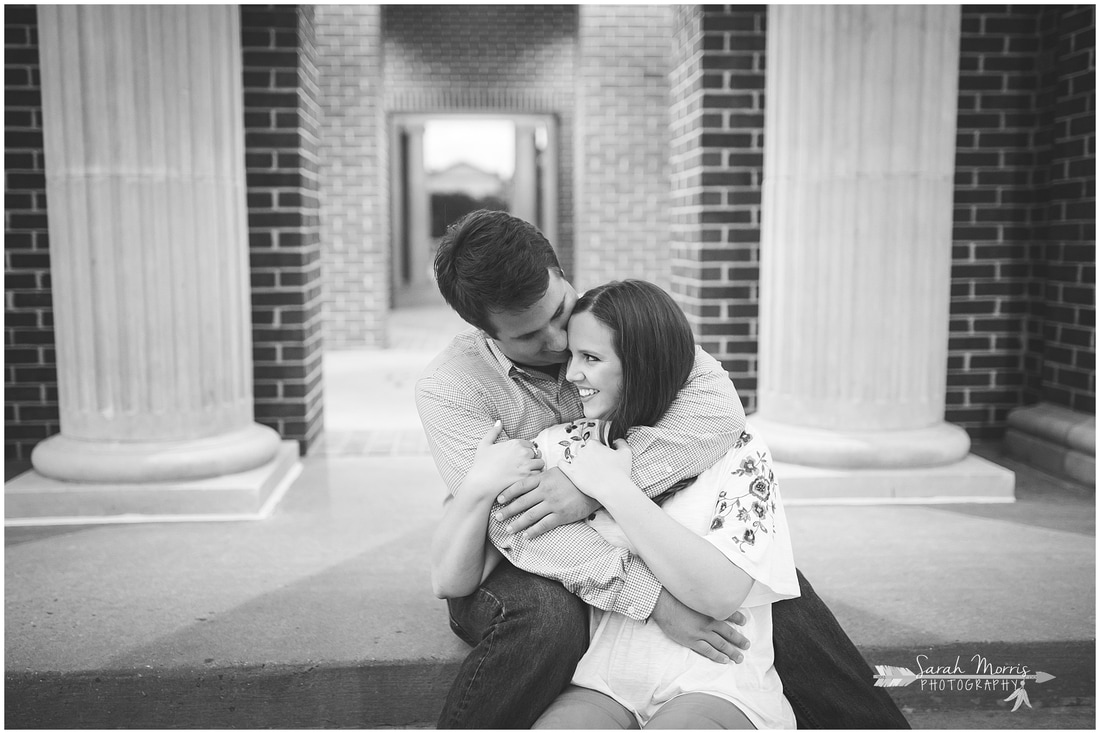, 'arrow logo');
873,665,1056,688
